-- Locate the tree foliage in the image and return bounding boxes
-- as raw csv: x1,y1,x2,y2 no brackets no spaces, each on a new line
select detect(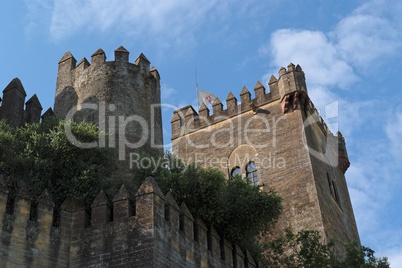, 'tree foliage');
264,229,391,268
0,119,115,207
132,152,282,256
